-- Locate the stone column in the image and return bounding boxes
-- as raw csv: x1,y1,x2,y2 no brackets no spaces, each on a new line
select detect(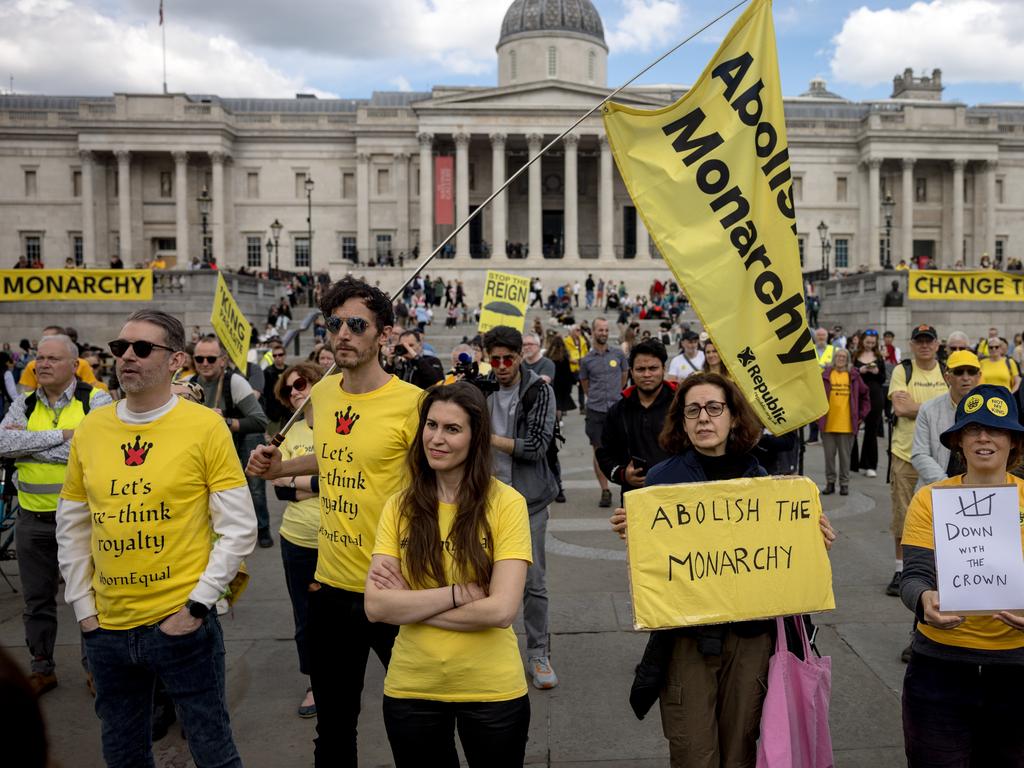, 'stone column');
599,134,614,260
985,159,998,260
210,152,227,266
356,153,370,261
79,150,96,266
490,133,507,258
563,133,579,260
868,158,881,267
417,132,433,258
395,152,410,254
901,158,915,264
527,133,543,260
173,151,189,267
636,212,650,259
115,150,132,265
454,132,471,259
951,159,965,267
